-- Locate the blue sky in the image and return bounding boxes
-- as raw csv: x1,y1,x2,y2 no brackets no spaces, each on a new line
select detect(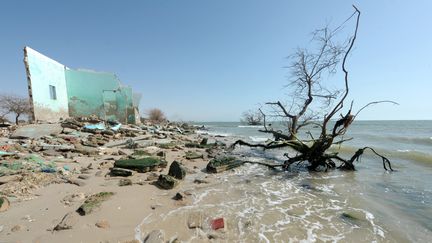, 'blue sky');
0,0,431,121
